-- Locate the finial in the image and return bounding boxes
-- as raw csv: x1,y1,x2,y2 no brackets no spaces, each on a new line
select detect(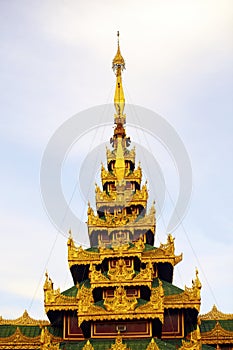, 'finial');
112,31,125,71
112,31,125,119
